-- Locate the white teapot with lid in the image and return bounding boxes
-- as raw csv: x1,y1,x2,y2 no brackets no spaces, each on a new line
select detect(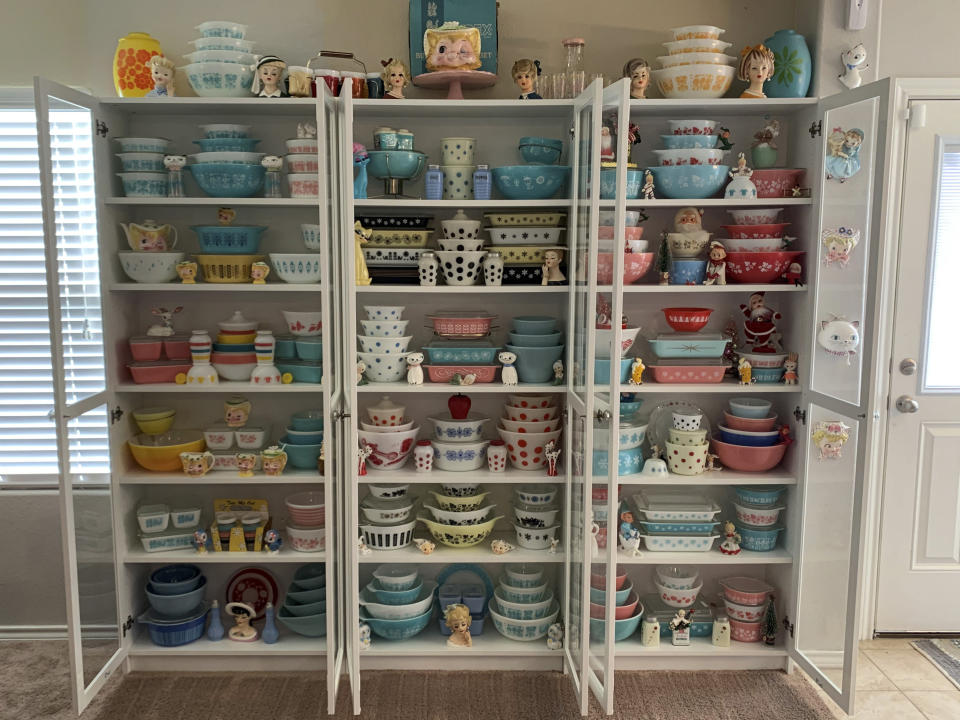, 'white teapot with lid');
120,219,178,252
